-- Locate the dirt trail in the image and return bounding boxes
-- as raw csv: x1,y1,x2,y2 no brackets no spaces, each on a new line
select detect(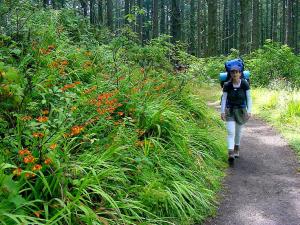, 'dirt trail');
203,116,300,225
